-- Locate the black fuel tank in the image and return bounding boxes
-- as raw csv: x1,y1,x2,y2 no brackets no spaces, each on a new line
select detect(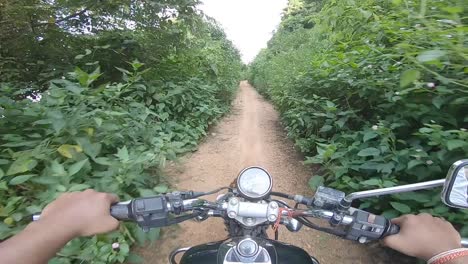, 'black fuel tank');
179,237,319,264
